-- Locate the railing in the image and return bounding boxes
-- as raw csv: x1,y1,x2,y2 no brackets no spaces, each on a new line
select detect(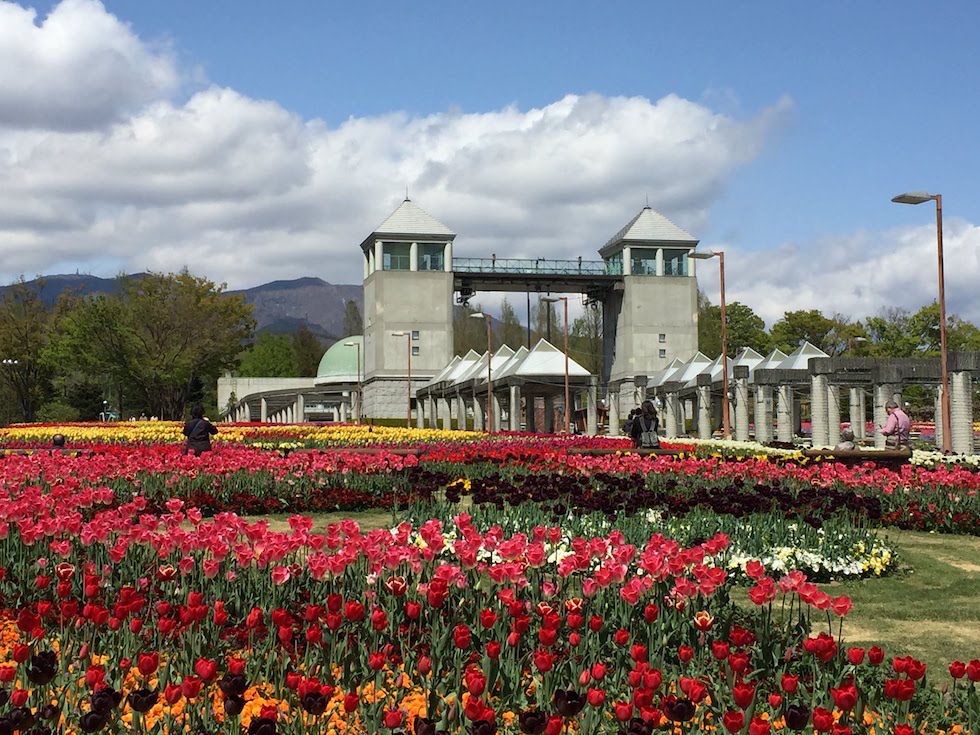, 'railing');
452,257,622,276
